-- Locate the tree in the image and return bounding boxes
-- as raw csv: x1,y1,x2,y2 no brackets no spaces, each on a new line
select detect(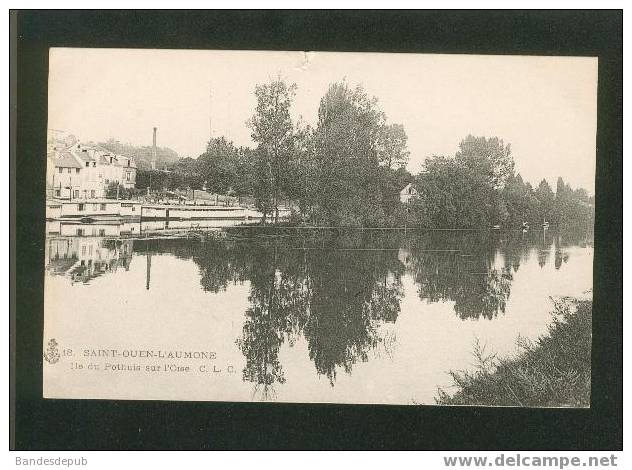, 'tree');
232,147,257,197
310,81,386,226
411,155,500,228
196,137,241,194
284,120,316,217
535,179,555,223
552,177,594,230
171,157,205,189
105,182,133,199
456,135,515,189
377,123,410,169
502,174,530,226
247,78,298,223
